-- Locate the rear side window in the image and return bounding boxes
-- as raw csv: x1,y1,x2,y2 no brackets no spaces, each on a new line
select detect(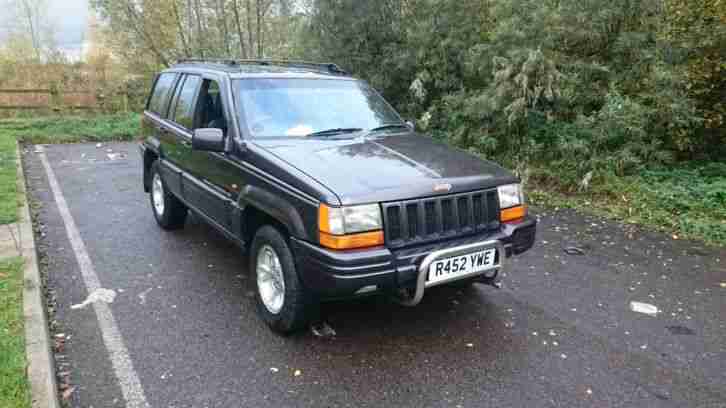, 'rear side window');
147,73,177,116
172,75,201,129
